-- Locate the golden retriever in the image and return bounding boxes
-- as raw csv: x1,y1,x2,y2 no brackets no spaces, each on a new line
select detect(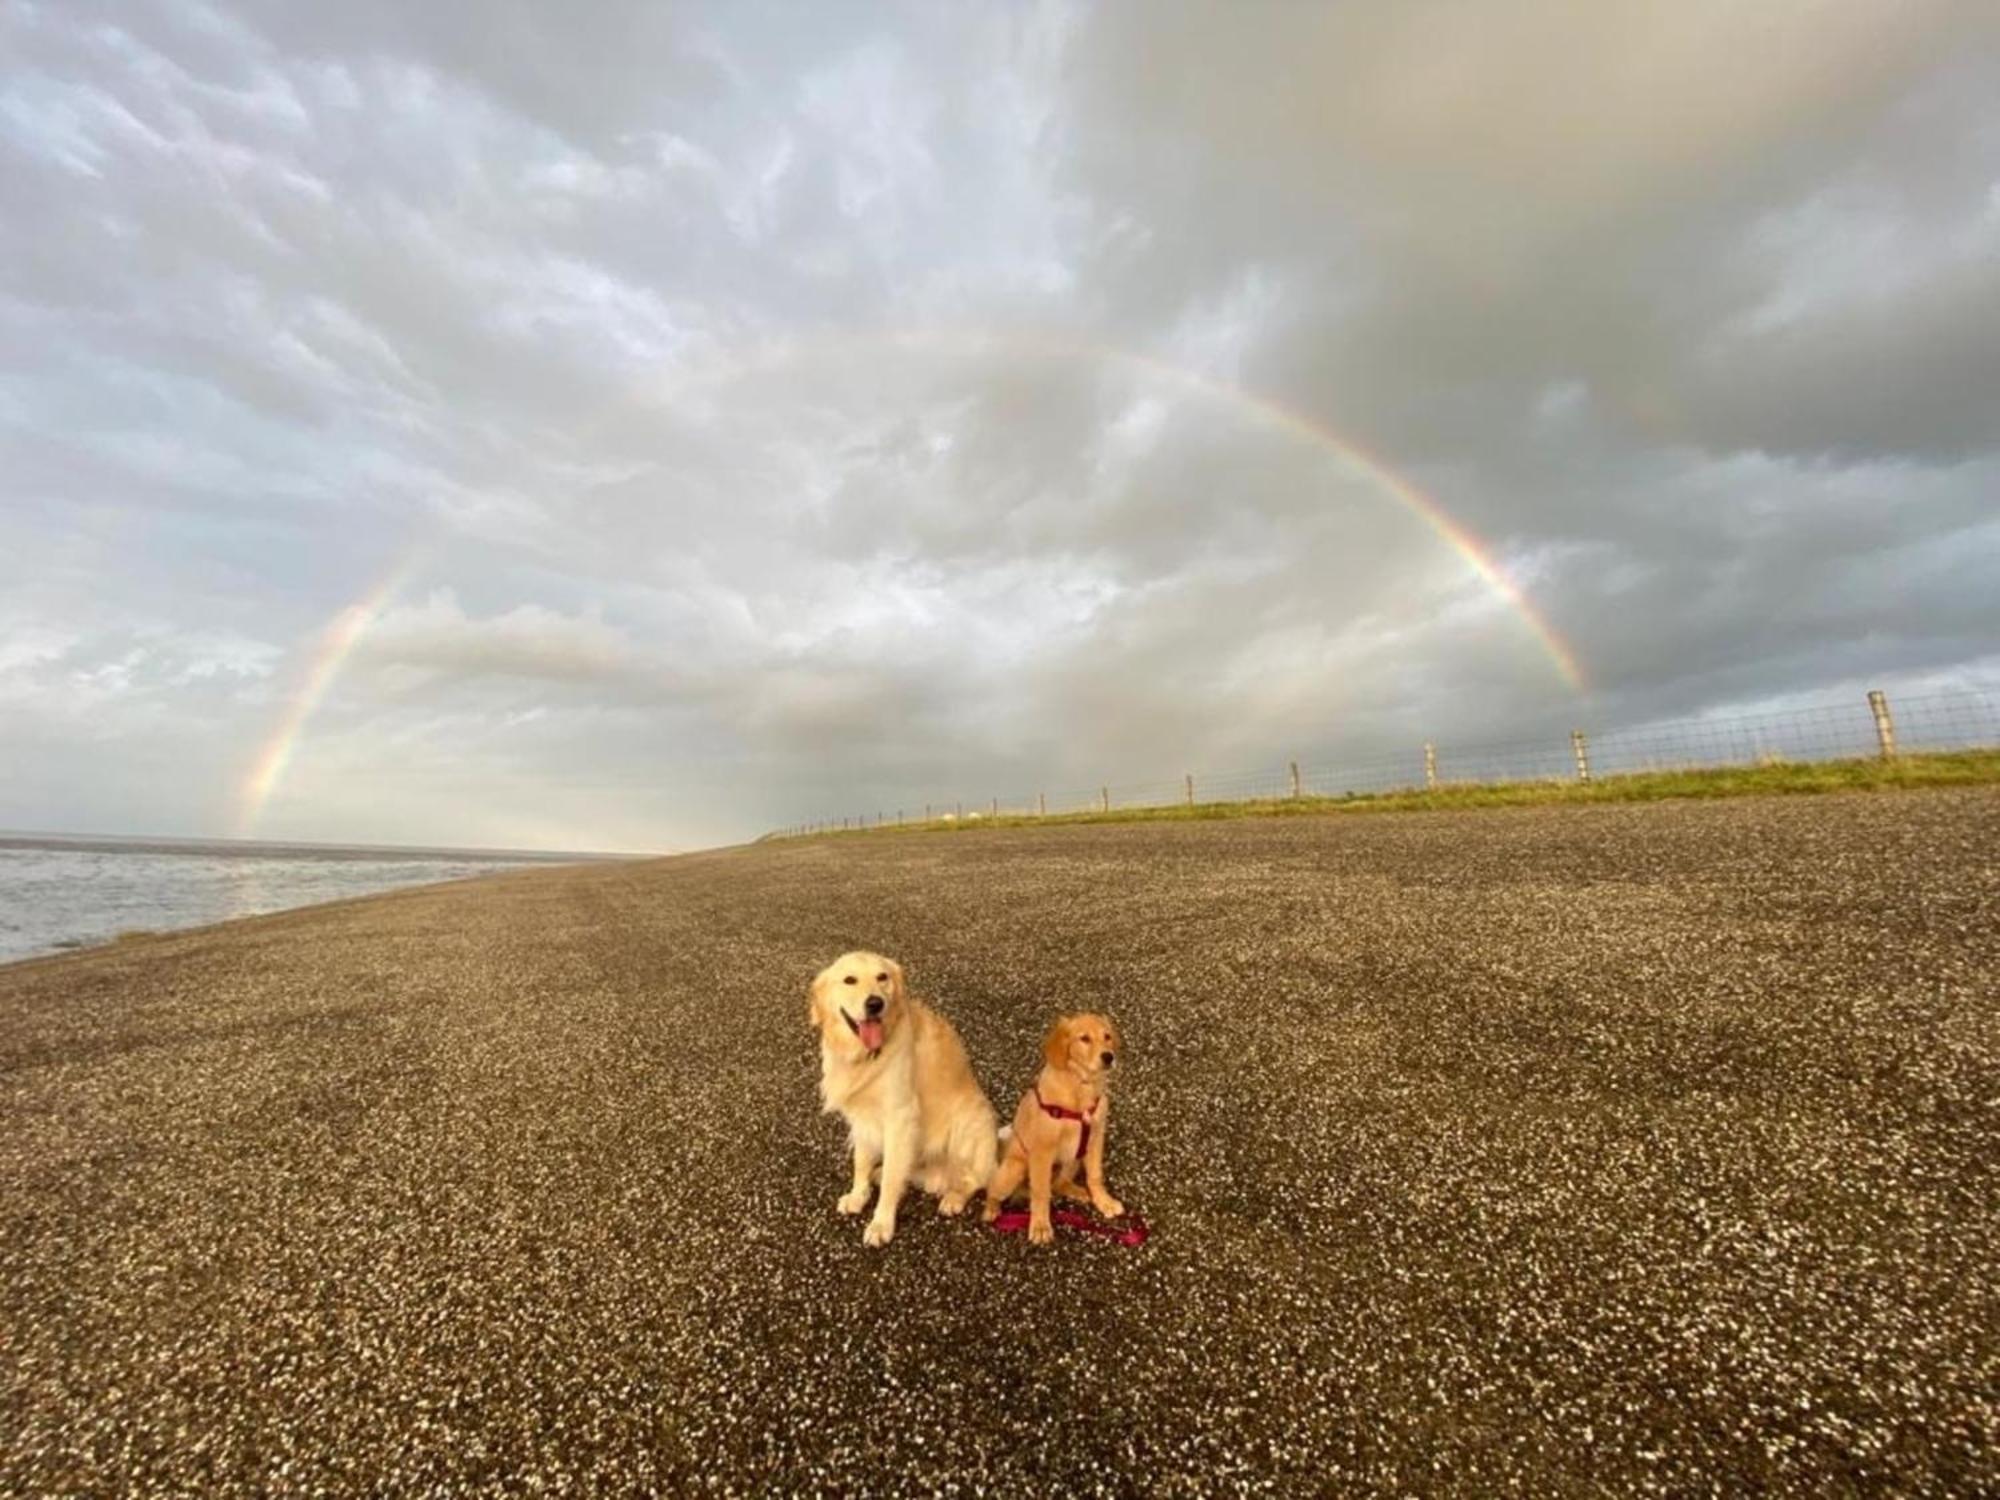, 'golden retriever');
809,951,999,1247
982,1012,1124,1244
